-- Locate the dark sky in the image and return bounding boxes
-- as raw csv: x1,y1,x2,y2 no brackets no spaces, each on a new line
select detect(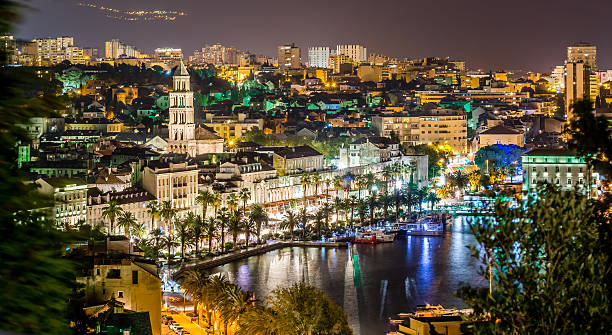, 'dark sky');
13,0,612,72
